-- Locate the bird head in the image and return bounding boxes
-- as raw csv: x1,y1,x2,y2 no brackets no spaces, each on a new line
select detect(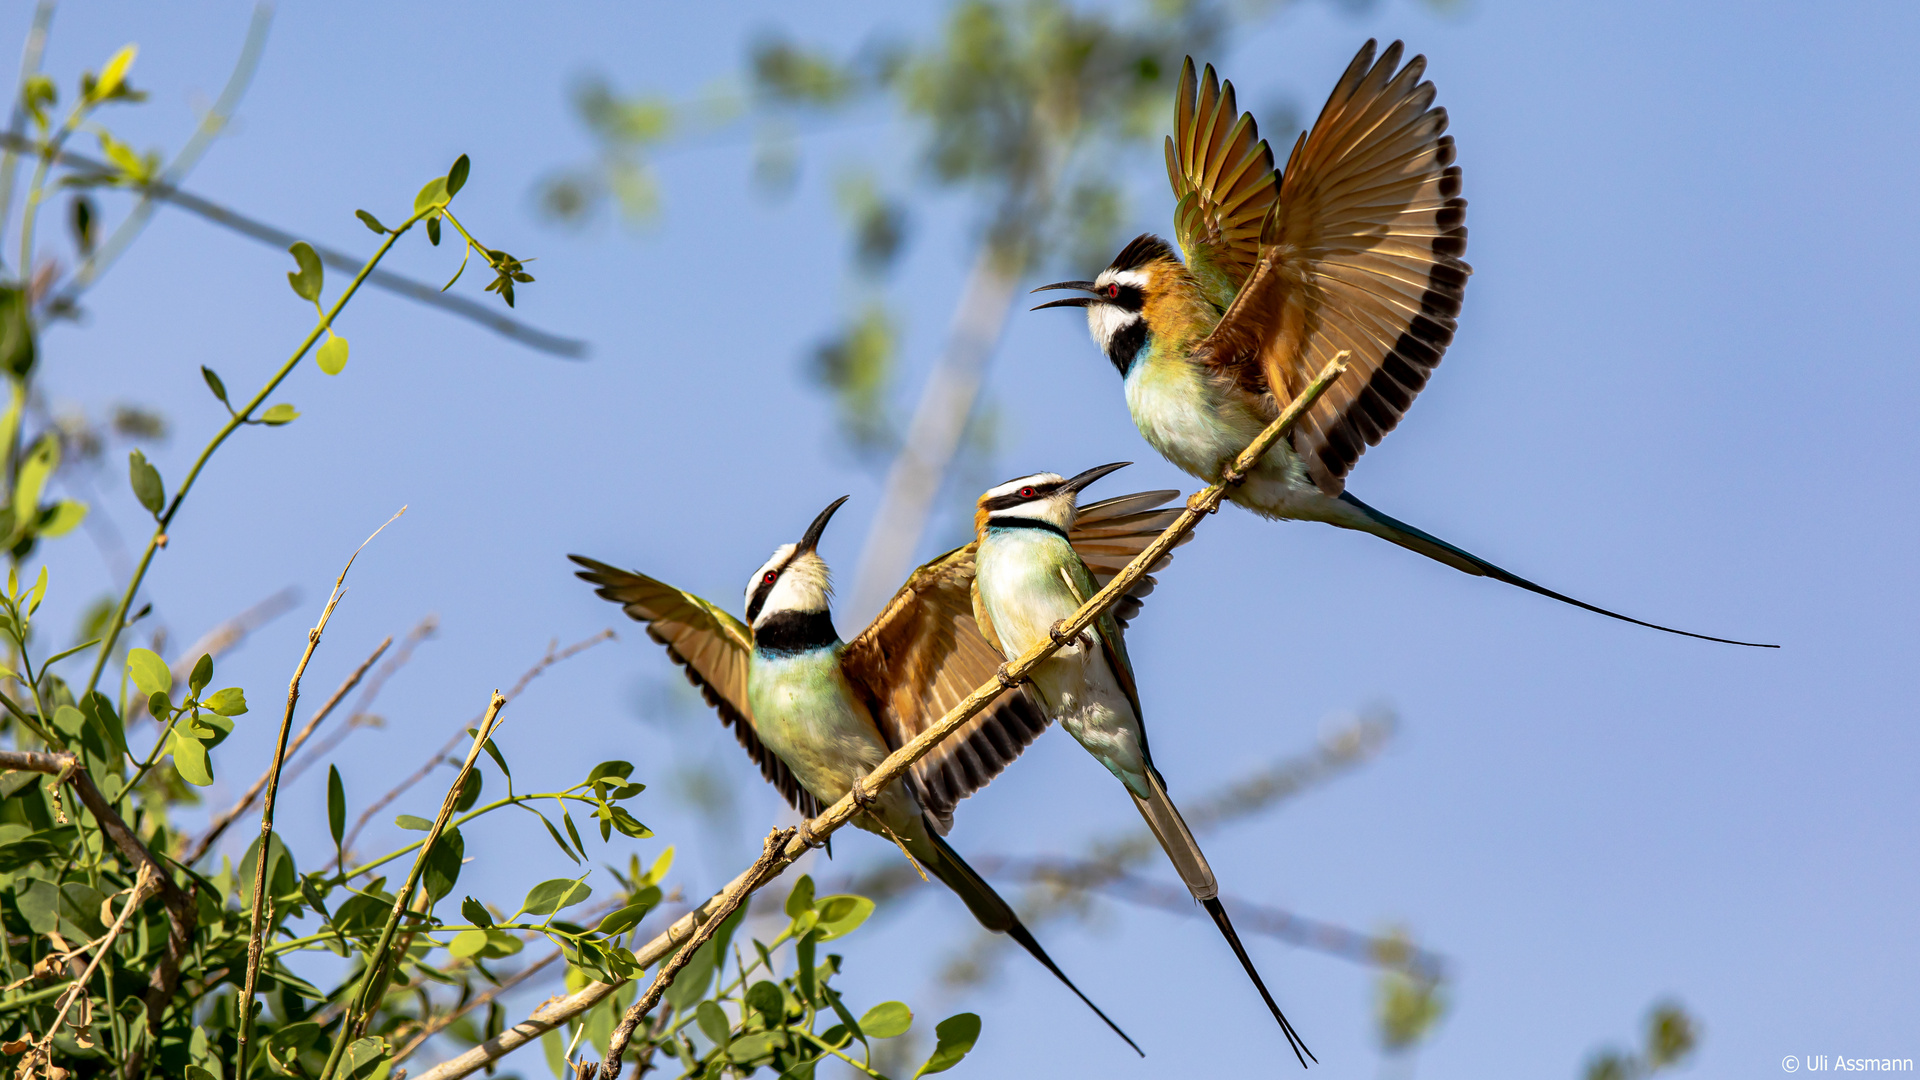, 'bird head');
744,495,847,630
974,462,1130,536
1031,234,1180,376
